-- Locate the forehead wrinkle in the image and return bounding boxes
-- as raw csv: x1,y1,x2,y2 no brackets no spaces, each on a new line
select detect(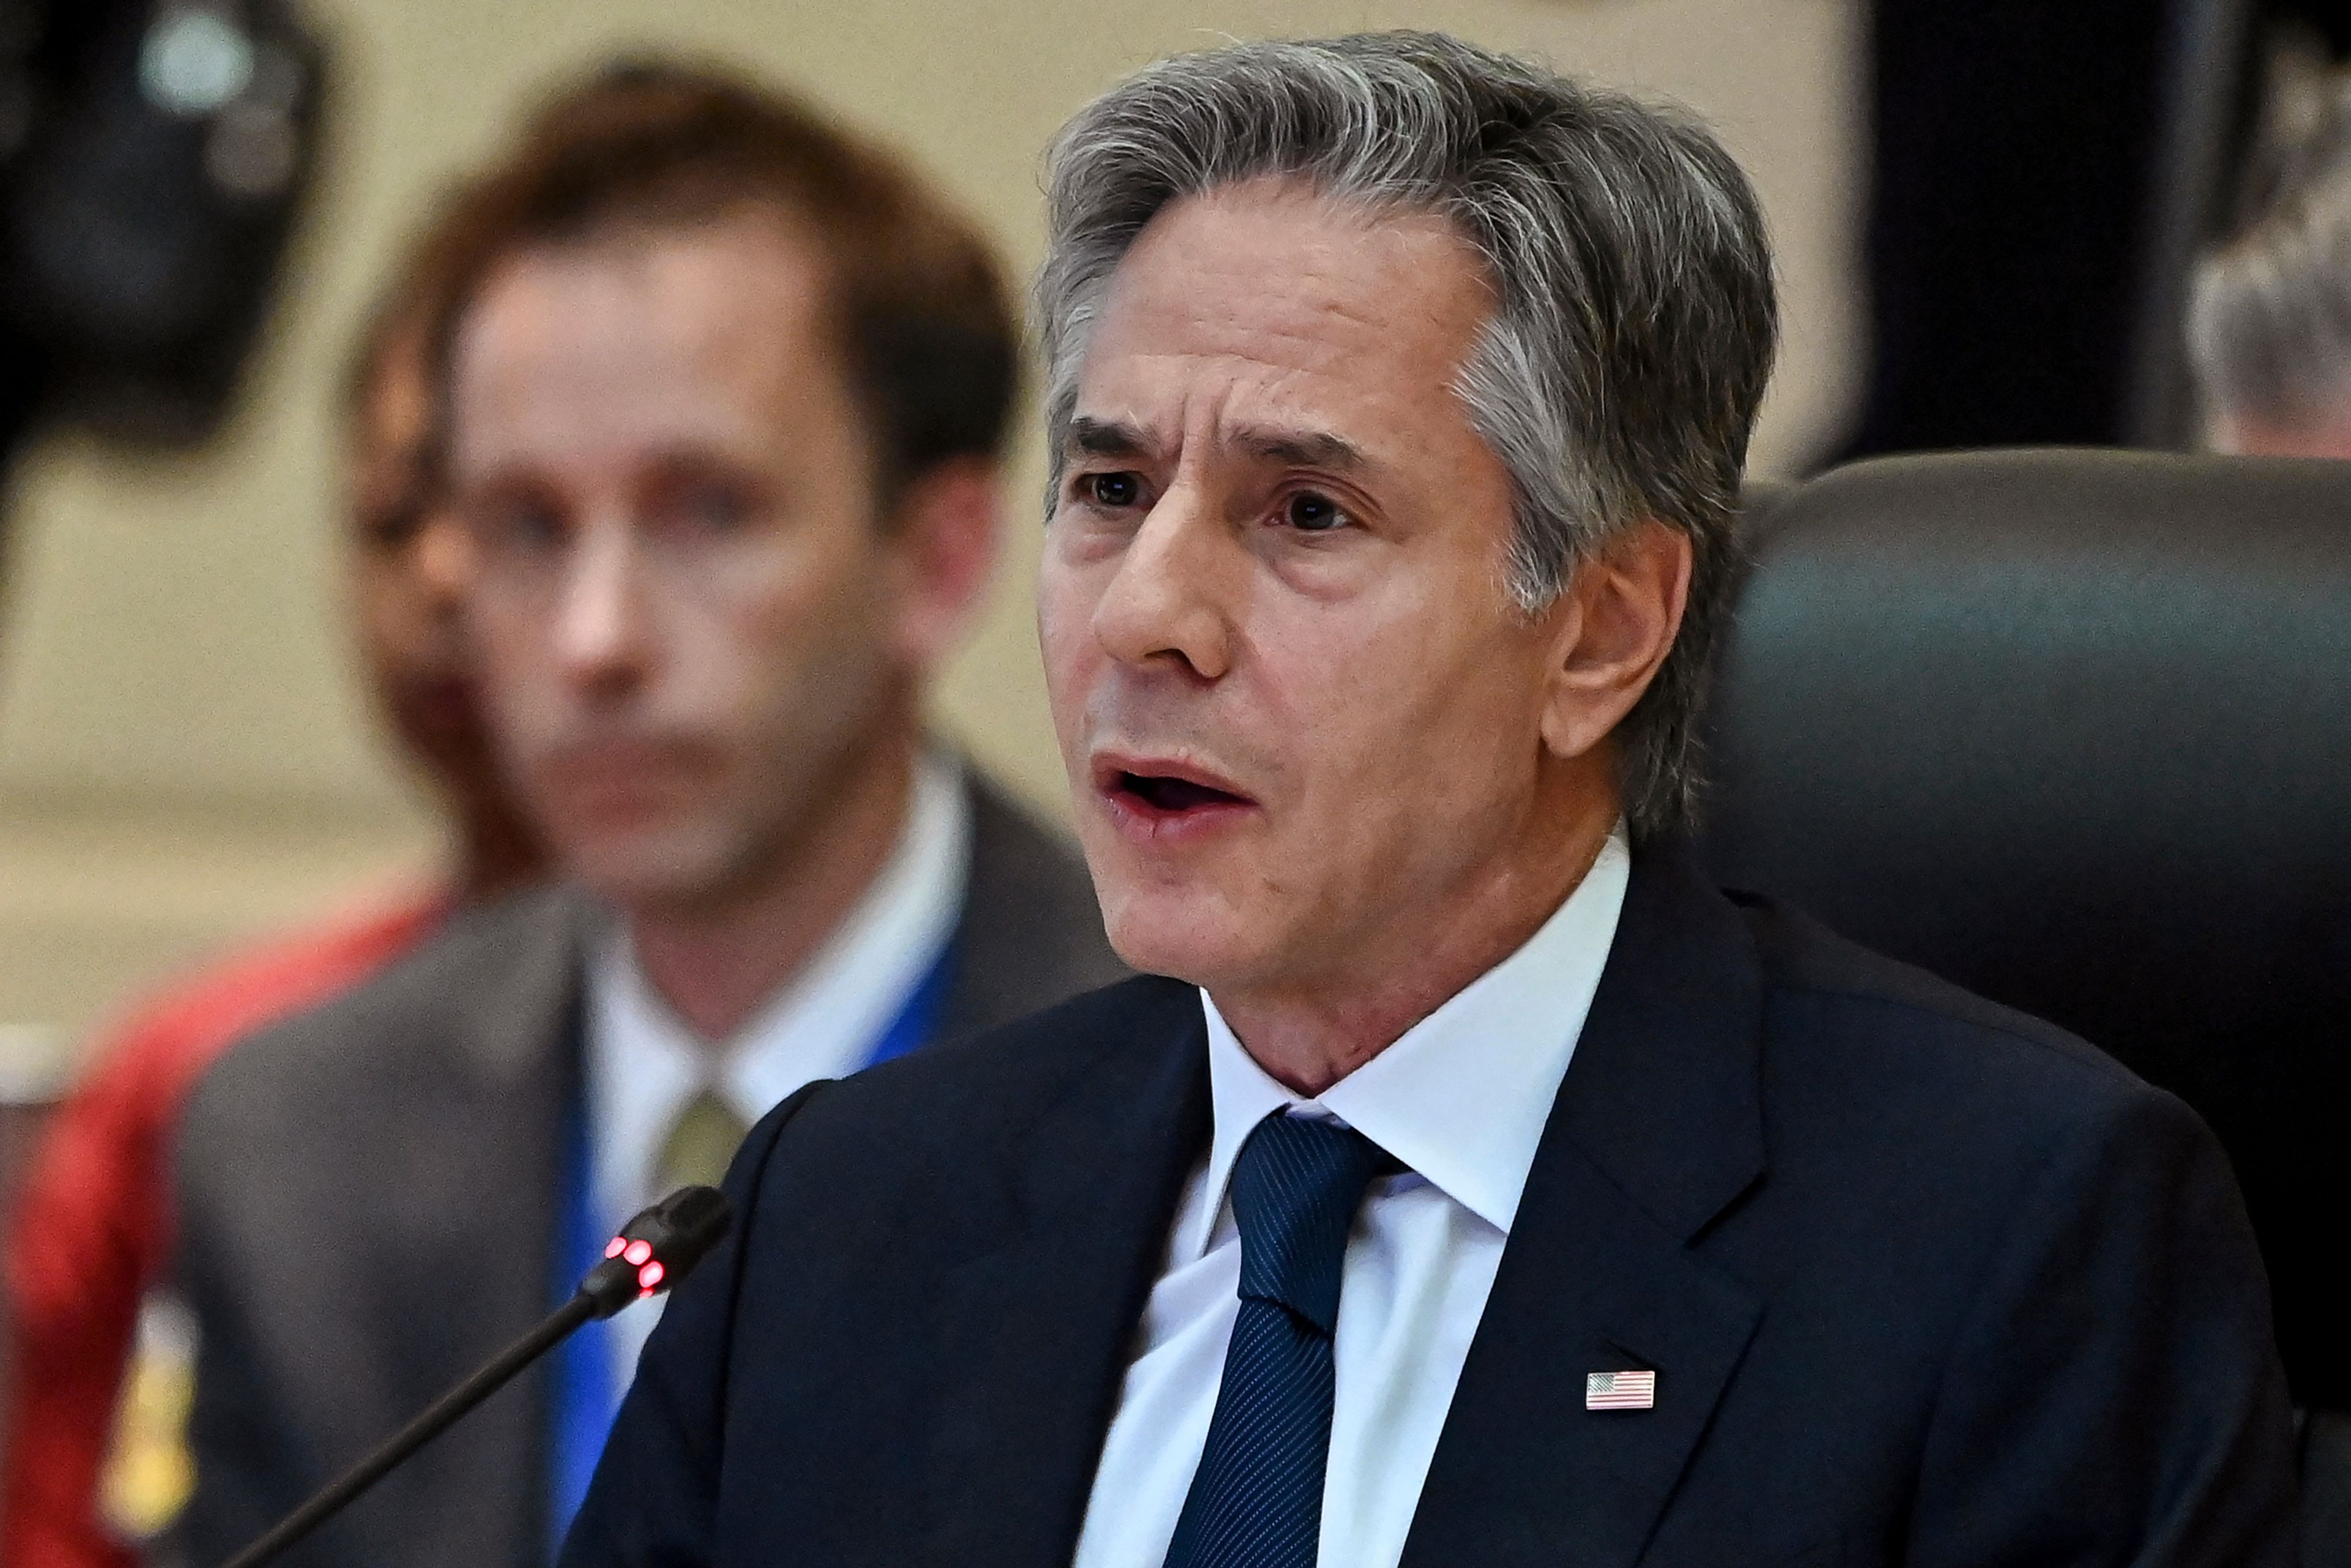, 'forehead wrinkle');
1070,197,1491,495
1224,422,1368,473
1074,359,1401,491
